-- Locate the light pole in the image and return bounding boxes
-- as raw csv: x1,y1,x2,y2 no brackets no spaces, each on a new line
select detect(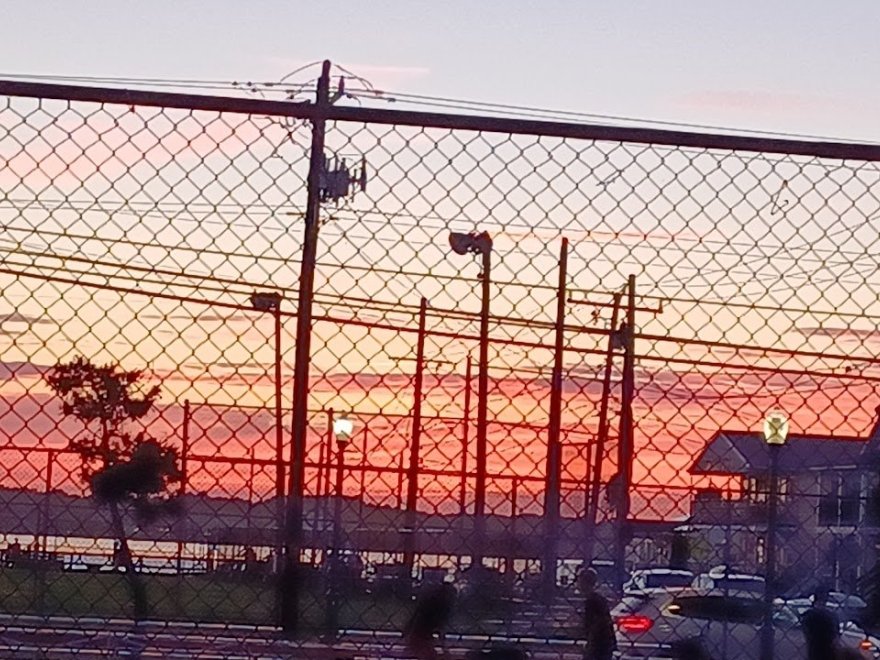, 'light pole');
250,291,285,573
543,237,568,601
448,230,492,569
326,411,353,635
759,410,789,660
